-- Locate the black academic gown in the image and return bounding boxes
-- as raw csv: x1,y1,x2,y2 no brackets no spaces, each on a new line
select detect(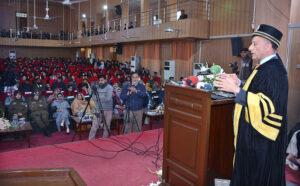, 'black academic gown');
230,54,288,186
